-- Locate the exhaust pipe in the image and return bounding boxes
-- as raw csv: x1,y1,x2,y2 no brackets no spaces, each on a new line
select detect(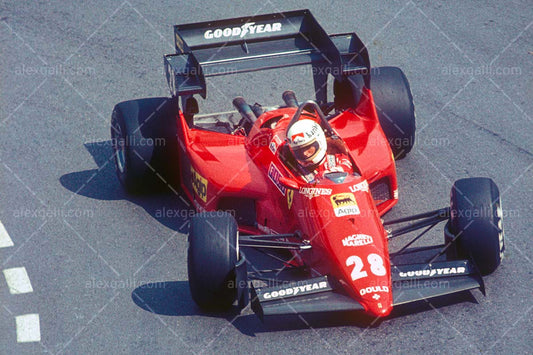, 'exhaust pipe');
282,90,298,108
232,97,257,123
